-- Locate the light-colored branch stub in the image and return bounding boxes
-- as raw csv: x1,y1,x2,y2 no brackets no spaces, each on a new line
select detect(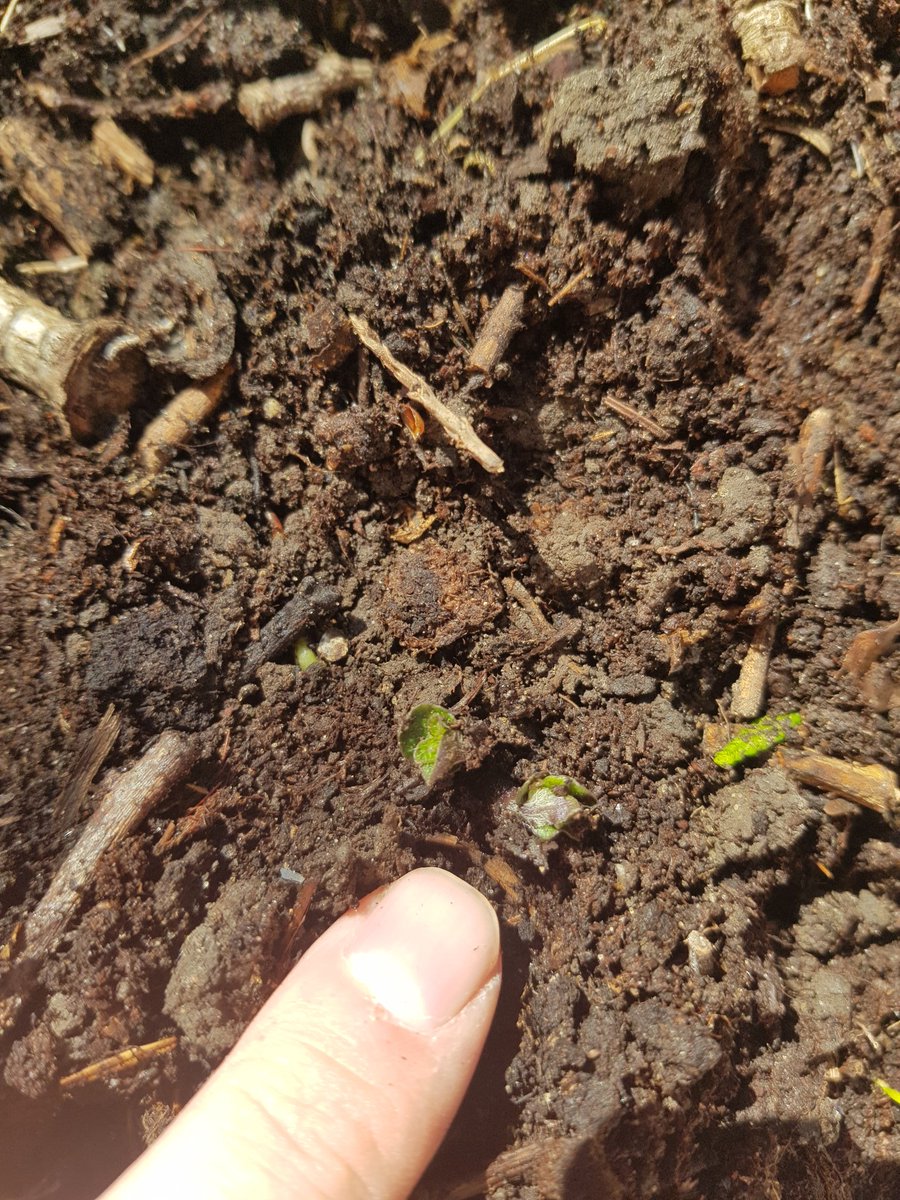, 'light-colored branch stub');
0,278,143,439
238,53,375,130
